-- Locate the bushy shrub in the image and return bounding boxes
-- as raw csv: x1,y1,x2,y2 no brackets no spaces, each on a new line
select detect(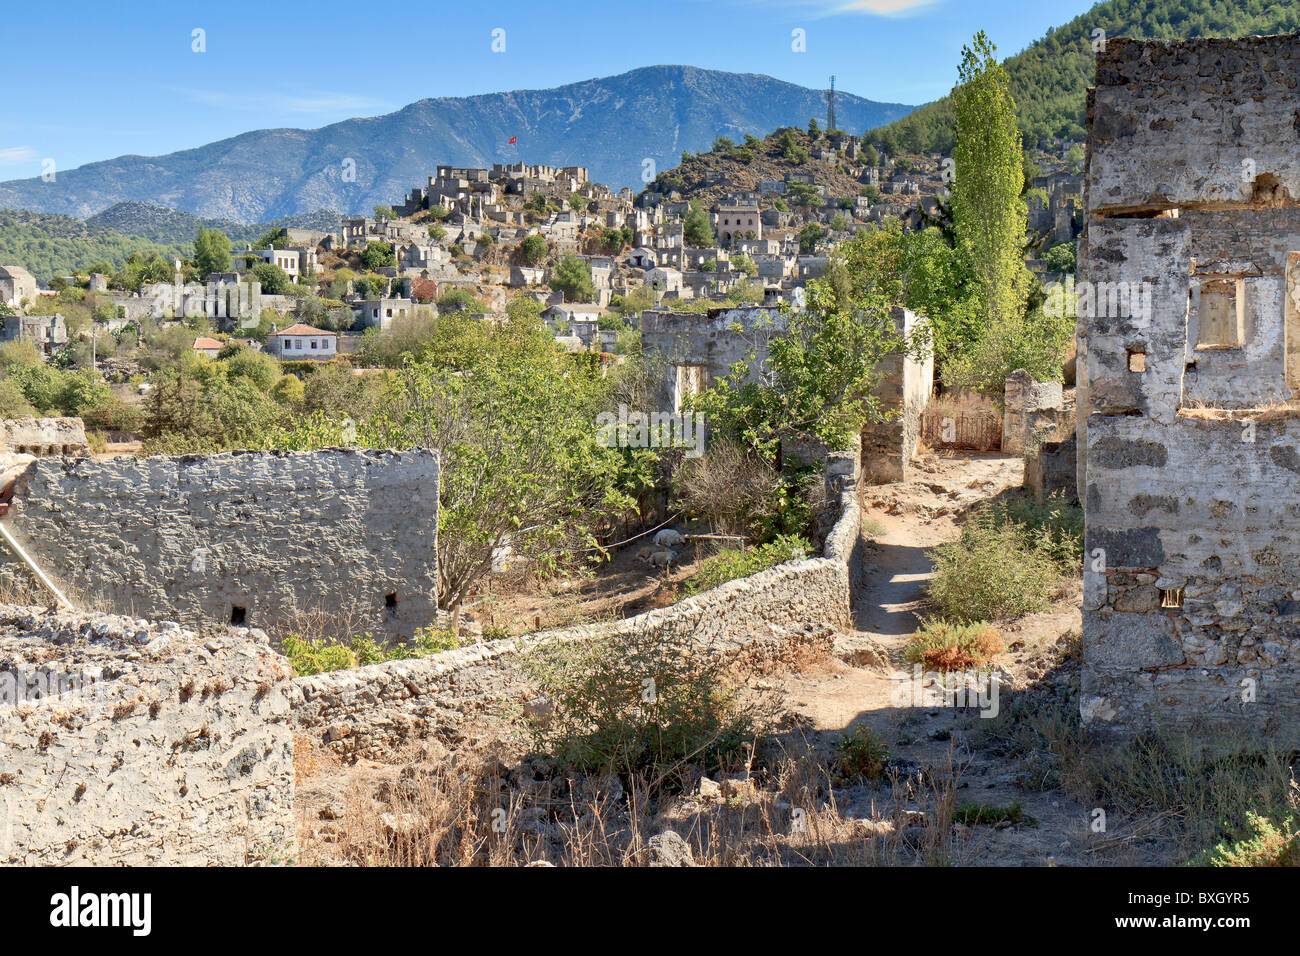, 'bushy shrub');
982,493,1083,571
519,629,756,785
833,725,890,783
1193,812,1299,867
927,512,1058,621
683,534,809,596
904,617,1004,671
281,625,461,676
